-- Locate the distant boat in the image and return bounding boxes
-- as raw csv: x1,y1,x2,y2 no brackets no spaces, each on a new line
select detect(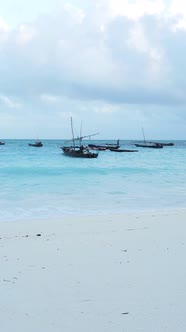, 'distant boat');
148,142,174,147
0,141,5,145
109,148,138,152
28,141,43,147
134,128,163,149
88,144,107,151
62,146,98,158
61,117,99,158
134,142,163,149
105,139,120,150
